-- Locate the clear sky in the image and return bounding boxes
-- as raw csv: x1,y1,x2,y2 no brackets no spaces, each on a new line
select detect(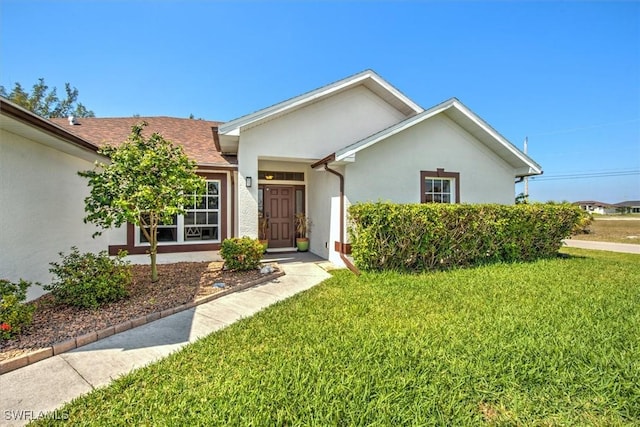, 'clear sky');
1,1,639,203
